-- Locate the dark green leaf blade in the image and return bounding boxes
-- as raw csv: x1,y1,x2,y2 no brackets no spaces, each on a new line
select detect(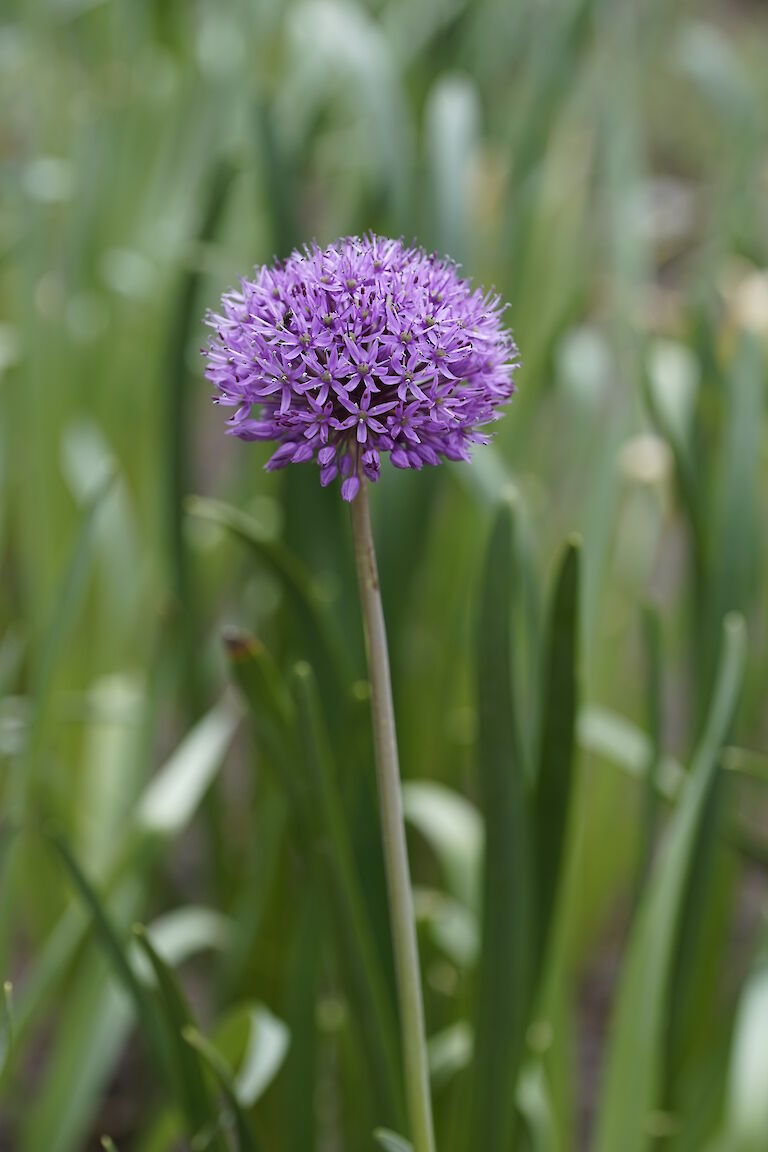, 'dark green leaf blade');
470,502,535,1152
534,536,580,965
291,661,404,1130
